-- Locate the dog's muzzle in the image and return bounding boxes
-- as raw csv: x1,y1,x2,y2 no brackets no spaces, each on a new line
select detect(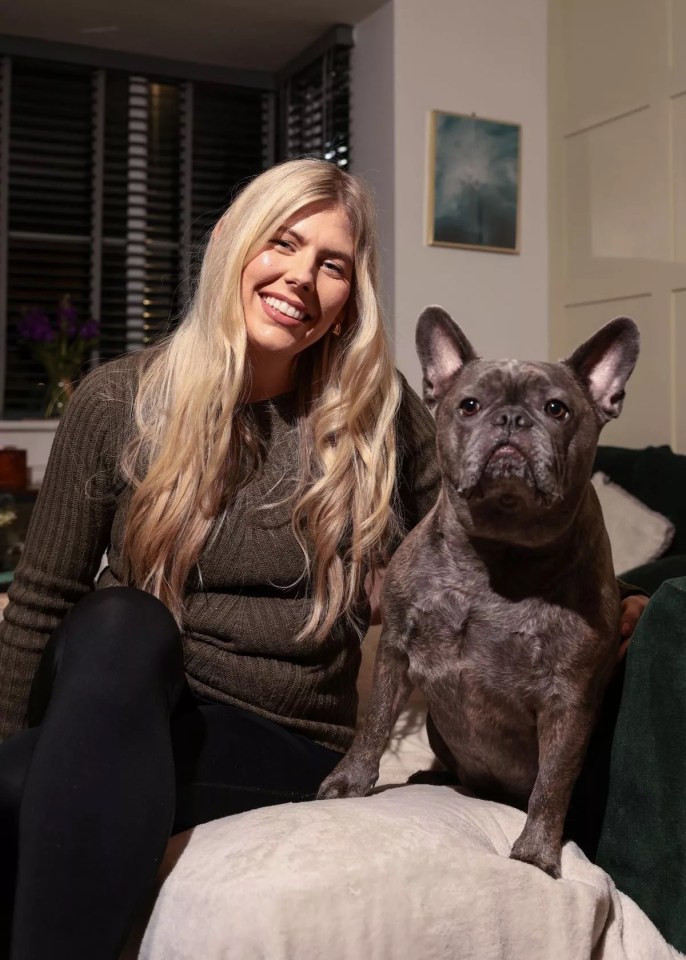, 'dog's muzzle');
457,441,562,508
